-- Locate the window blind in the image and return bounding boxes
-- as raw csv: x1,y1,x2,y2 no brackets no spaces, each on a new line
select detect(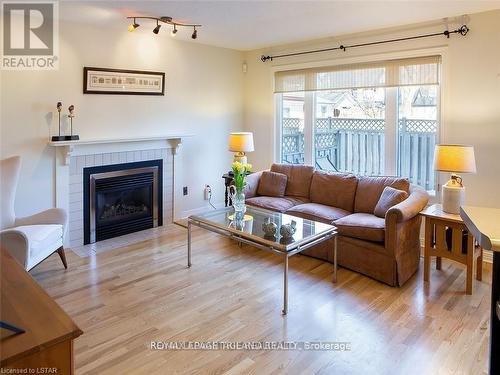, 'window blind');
274,55,441,93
